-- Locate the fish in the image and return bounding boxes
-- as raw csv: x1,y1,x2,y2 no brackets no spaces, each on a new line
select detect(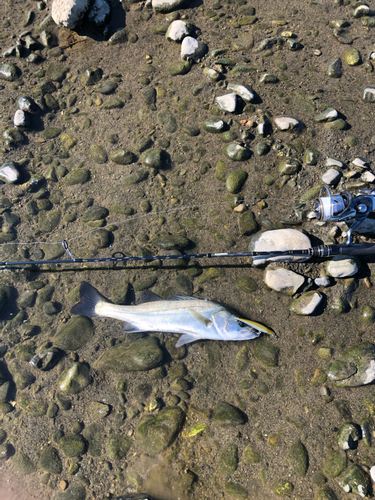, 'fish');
71,281,276,347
